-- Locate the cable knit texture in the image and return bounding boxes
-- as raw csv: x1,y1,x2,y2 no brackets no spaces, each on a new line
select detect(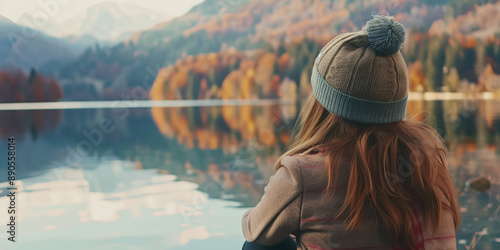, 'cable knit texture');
312,15,409,124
